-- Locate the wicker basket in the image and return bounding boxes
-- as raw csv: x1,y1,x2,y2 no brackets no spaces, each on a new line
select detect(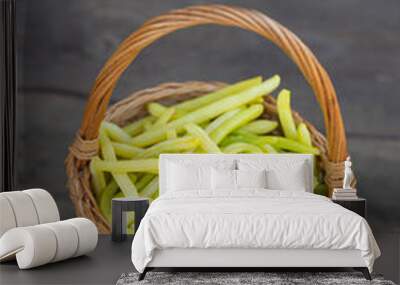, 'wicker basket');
66,5,352,234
